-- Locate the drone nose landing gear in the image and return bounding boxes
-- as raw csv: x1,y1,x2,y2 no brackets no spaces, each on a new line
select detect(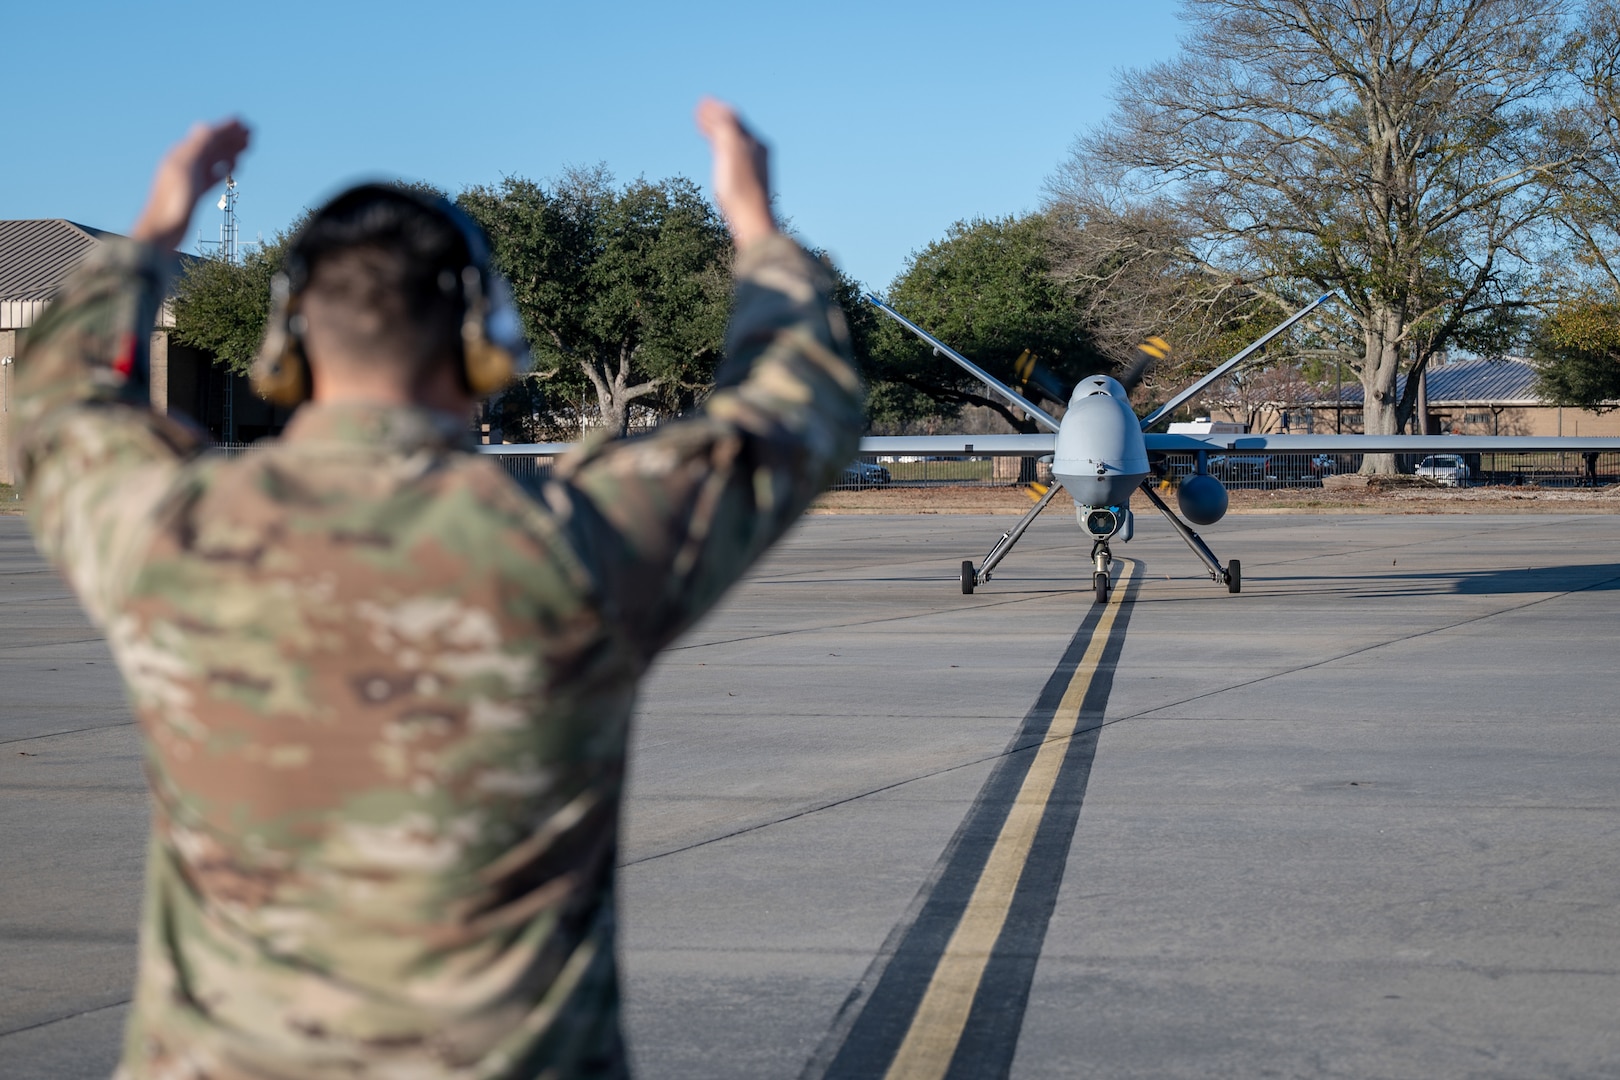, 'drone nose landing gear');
961,481,1060,594
1091,538,1114,604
